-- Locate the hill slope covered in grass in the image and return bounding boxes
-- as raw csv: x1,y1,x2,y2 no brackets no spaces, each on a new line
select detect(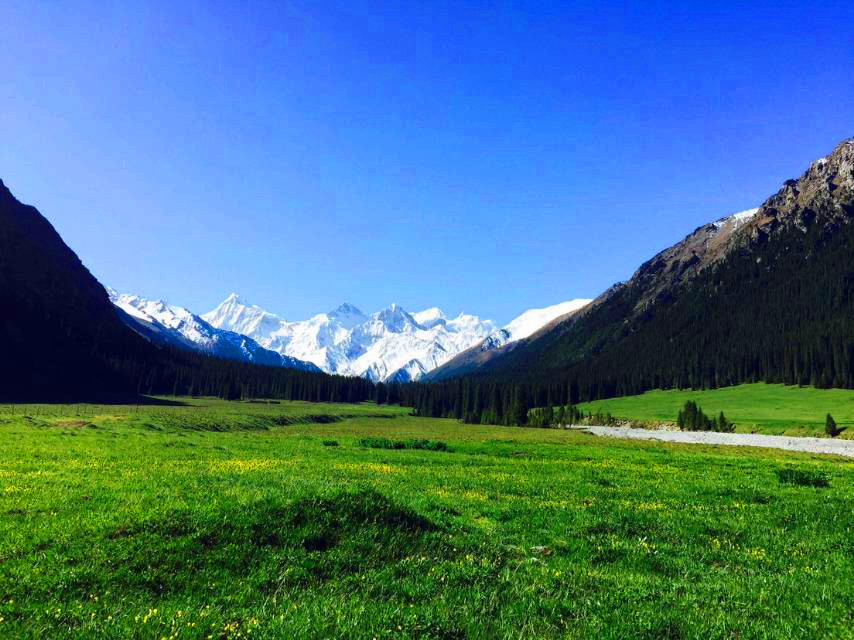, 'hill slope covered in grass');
577,383,854,437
